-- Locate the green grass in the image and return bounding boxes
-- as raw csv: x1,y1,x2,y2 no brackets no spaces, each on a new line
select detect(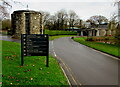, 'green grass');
2,40,68,86
73,37,120,57
49,35,77,40
45,30,77,36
